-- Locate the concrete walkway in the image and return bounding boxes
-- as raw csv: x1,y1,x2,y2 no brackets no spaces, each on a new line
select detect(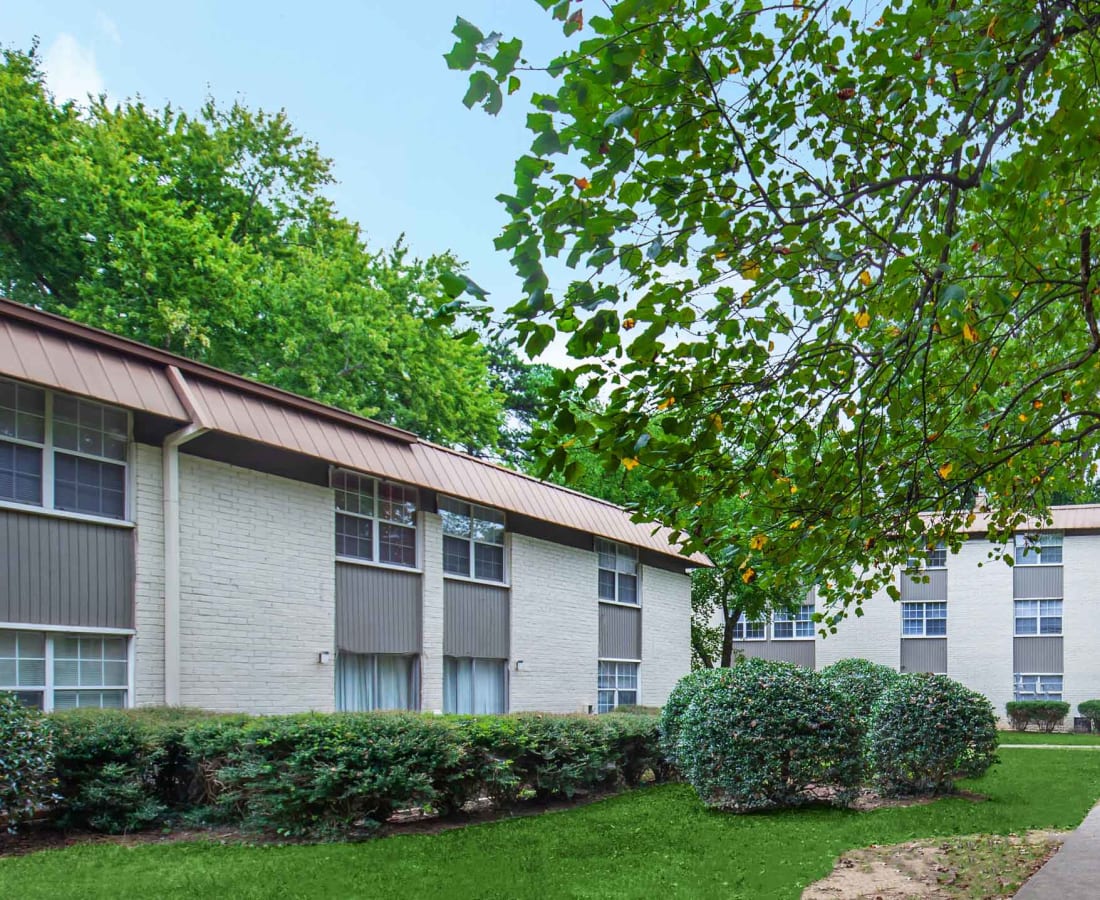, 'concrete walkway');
1000,744,1100,749
1015,801,1100,898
